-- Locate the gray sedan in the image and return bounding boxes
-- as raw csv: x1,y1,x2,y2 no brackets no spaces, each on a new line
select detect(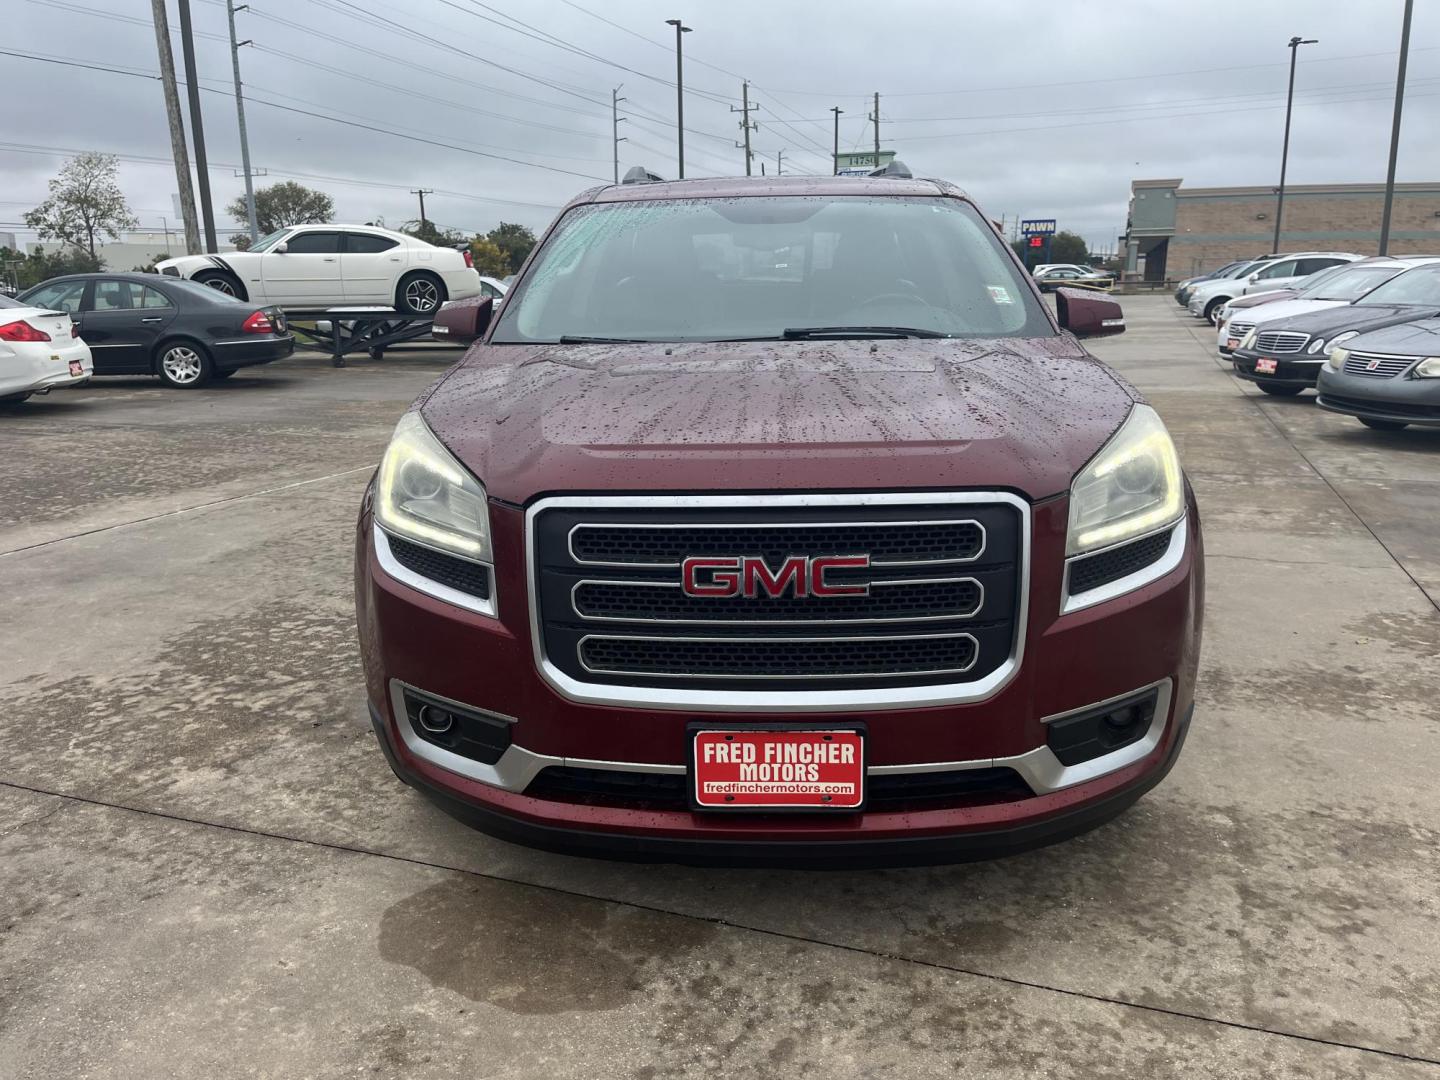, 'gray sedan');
1316,318,1440,429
